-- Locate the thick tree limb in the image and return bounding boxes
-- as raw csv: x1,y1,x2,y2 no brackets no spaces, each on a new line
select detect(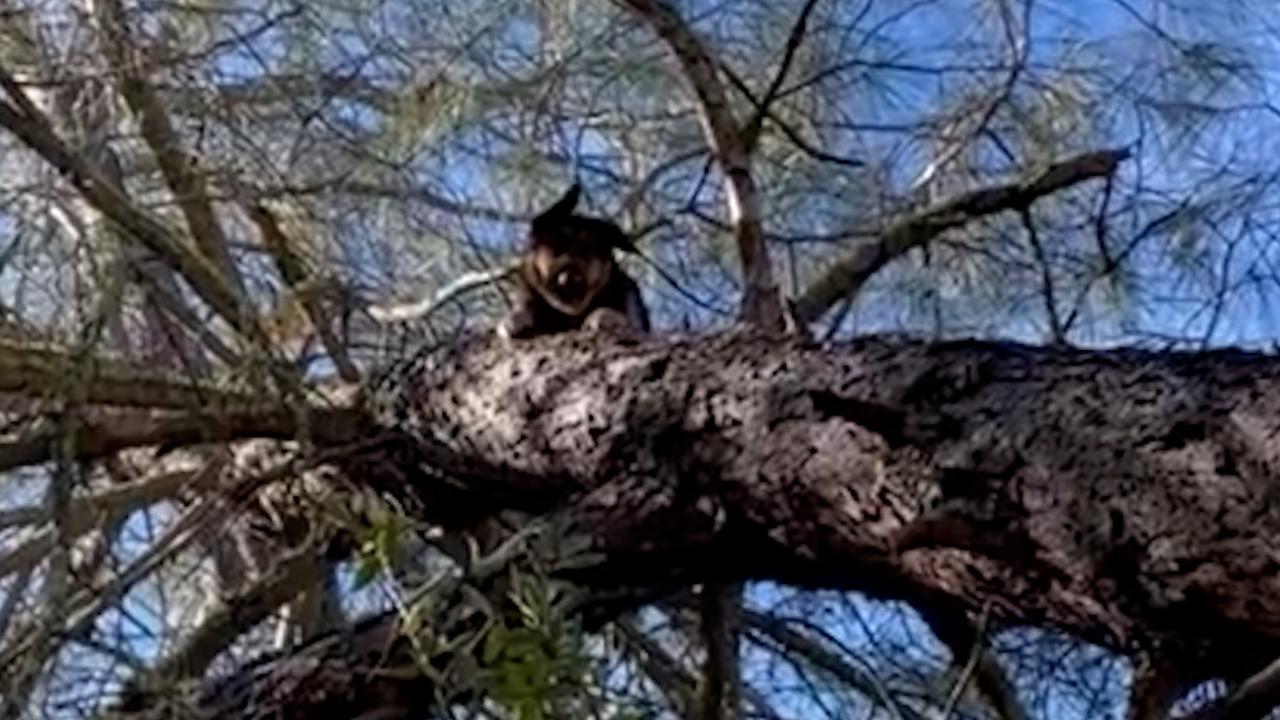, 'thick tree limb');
793,148,1131,323
152,331,1280,716
613,0,784,330
369,331,1280,682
